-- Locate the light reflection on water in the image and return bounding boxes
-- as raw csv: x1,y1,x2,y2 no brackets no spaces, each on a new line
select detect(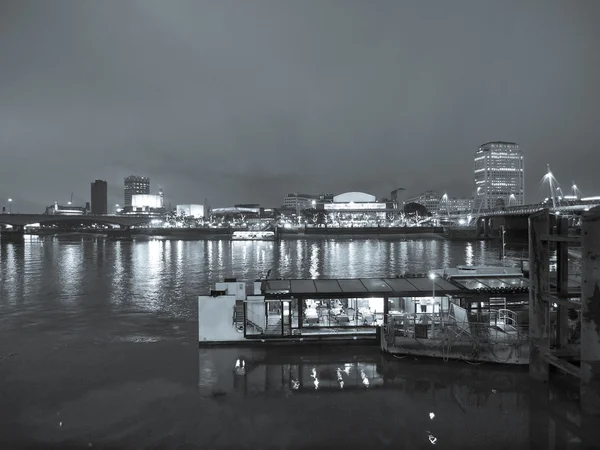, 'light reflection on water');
465,242,474,266
196,346,593,448
1,235,559,326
